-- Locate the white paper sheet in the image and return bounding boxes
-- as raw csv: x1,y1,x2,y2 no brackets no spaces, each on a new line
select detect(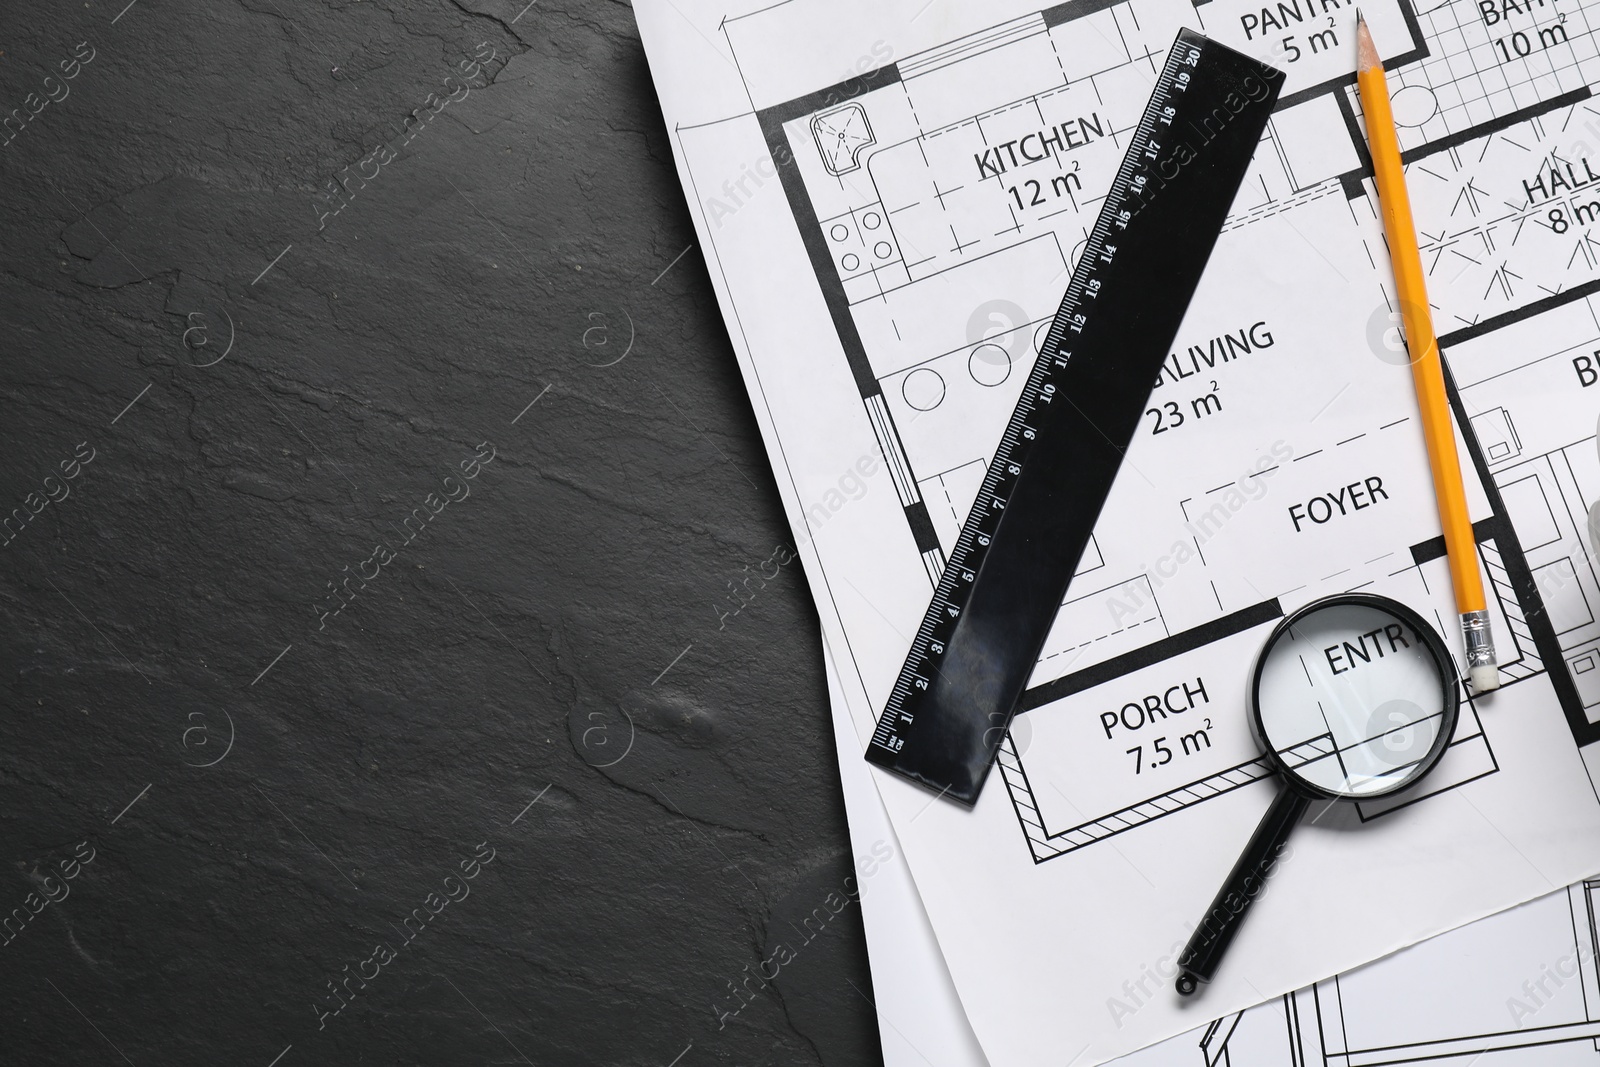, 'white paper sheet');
827,637,992,1067
828,639,1600,1067
636,0,1600,1062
